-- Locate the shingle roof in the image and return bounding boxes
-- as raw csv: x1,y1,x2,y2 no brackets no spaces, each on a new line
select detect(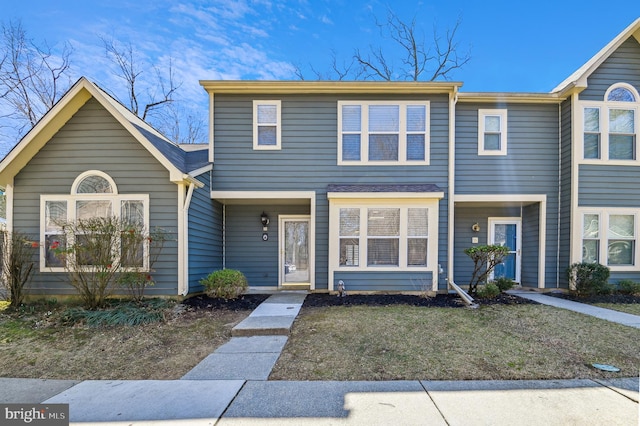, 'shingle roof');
327,184,442,193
